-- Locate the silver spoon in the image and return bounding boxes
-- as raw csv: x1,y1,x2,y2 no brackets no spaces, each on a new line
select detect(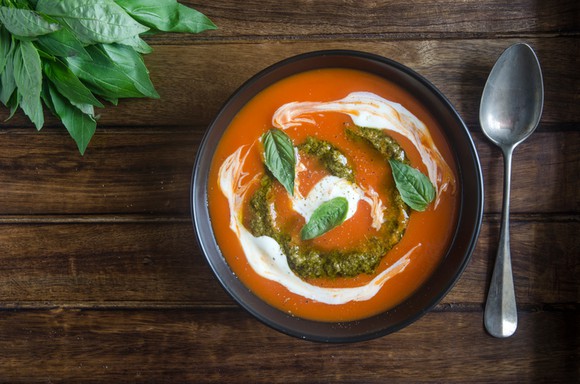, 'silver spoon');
480,43,544,338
